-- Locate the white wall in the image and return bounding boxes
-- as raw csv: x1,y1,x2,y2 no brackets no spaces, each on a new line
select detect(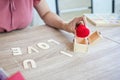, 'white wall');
32,0,56,26
93,0,112,14
115,0,120,14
